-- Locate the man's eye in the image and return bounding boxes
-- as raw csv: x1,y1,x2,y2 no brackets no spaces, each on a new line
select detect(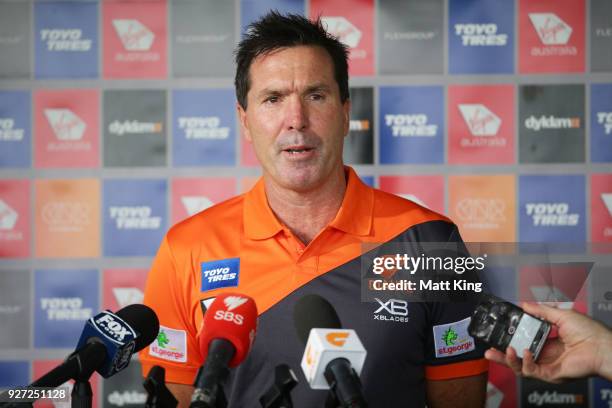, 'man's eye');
264,96,279,104
310,93,324,101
